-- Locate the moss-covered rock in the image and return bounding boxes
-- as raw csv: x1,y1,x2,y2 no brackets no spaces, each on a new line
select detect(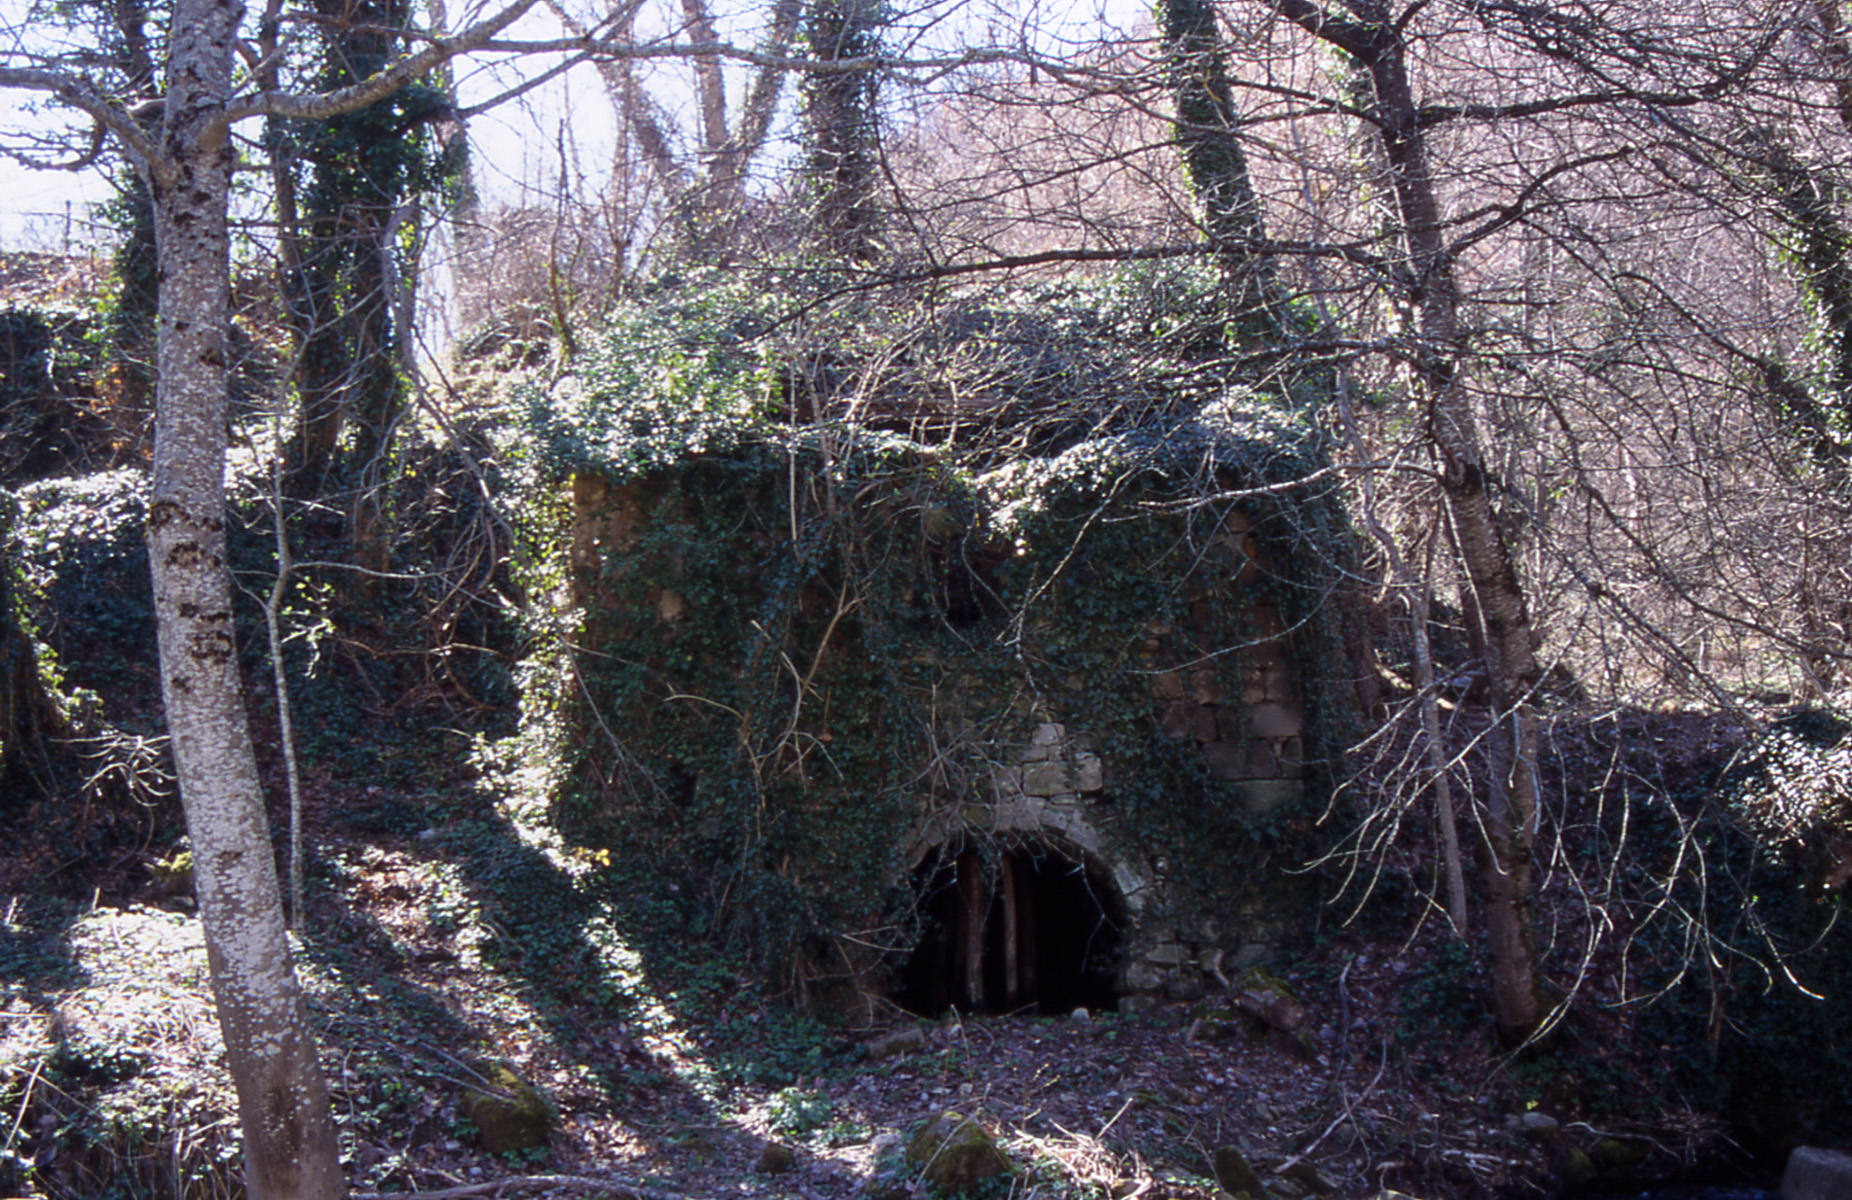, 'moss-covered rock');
147,848,194,902
906,1110,1012,1191
462,1064,553,1154
1212,1145,1265,1199
1231,967,1306,1031
756,1141,796,1174
1591,1137,1646,1169
1555,1147,1596,1187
